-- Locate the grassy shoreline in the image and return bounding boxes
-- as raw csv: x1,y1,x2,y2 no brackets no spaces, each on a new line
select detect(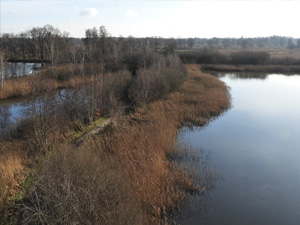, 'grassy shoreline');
201,64,300,73
1,65,229,224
